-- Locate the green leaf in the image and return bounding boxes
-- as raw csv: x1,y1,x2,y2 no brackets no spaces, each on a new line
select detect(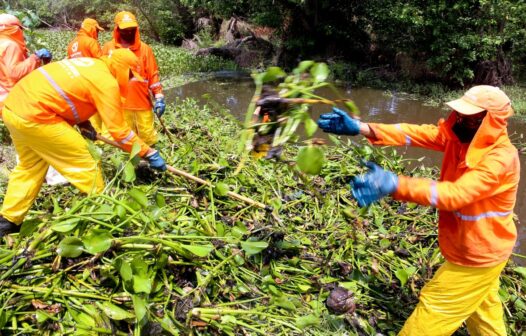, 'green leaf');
272,296,296,311
132,257,149,277
395,266,417,286
36,310,51,323
92,204,114,220
327,135,341,146
241,240,268,256
181,244,214,257
344,100,360,116
295,314,320,329
293,60,315,74
132,295,148,324
130,142,141,158
514,297,526,312
119,261,133,282
82,229,113,255
221,315,238,324
304,118,318,137
379,238,390,249
97,301,134,320
86,141,102,161
128,188,148,208
261,66,286,83
296,146,325,175
252,72,265,86
155,192,166,207
51,218,81,233
310,62,329,83
70,309,96,328
116,204,127,220
160,315,178,335
57,237,84,258
514,267,526,279
133,274,152,294
123,162,136,183
213,182,229,197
